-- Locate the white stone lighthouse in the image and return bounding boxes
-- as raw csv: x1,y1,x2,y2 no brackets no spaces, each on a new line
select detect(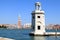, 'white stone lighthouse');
31,2,45,35
30,2,60,36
